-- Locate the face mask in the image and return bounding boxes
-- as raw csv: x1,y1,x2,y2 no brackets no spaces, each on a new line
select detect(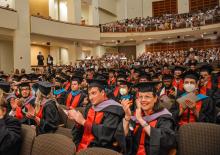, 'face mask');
183,84,196,93
120,88,127,96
